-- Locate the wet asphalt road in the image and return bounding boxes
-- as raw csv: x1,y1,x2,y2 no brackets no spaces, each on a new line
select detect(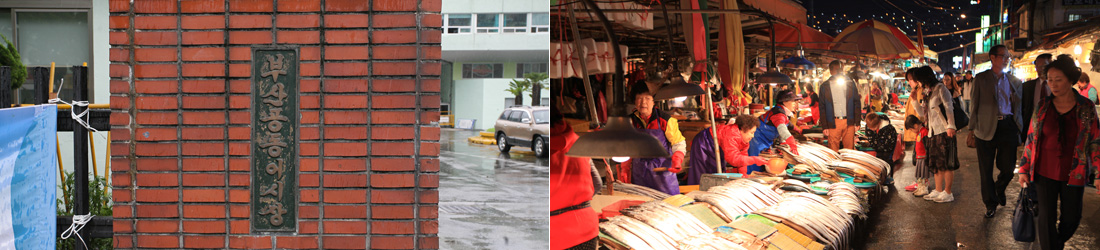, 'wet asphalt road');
438,128,549,250
864,128,1100,249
